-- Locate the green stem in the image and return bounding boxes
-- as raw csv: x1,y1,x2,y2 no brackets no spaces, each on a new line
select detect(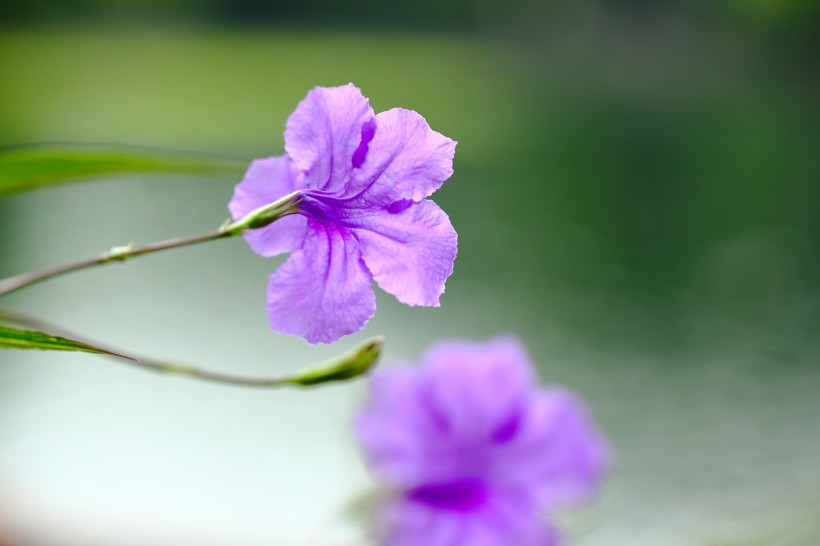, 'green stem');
0,306,383,388
0,190,303,298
